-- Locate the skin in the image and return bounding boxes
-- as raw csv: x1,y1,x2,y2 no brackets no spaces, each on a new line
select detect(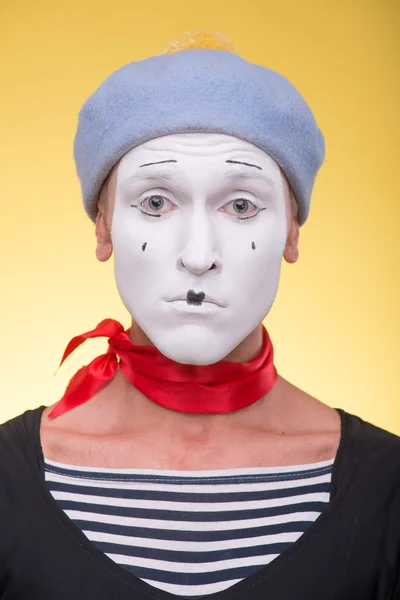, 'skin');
41,137,341,470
